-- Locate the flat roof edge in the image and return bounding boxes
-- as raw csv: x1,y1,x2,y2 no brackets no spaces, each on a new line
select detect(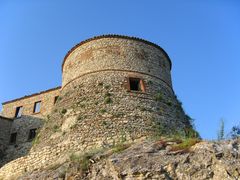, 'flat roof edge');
2,86,61,105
